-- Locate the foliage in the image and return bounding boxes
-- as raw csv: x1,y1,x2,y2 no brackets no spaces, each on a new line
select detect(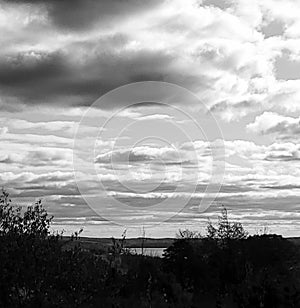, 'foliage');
206,207,248,242
0,191,299,308
176,228,201,239
0,190,52,237
163,209,300,307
